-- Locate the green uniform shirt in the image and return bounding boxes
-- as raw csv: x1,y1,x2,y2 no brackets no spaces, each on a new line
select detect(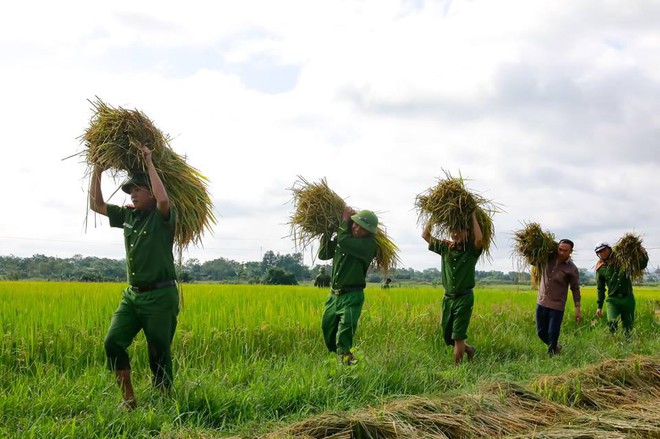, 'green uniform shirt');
107,204,177,287
318,221,377,290
429,238,482,295
596,252,648,308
